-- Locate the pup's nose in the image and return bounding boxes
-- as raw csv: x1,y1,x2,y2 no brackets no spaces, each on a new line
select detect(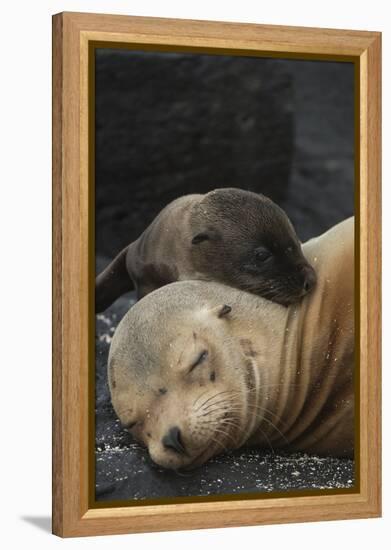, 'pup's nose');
162,426,186,454
302,266,317,293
